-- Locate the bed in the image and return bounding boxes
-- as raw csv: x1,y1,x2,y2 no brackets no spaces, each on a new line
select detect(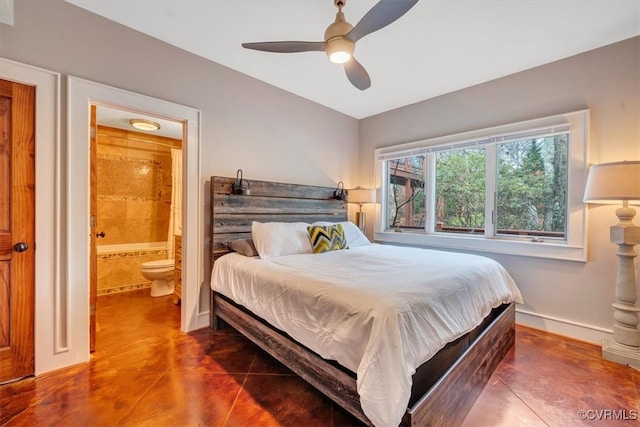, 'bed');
209,176,522,427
